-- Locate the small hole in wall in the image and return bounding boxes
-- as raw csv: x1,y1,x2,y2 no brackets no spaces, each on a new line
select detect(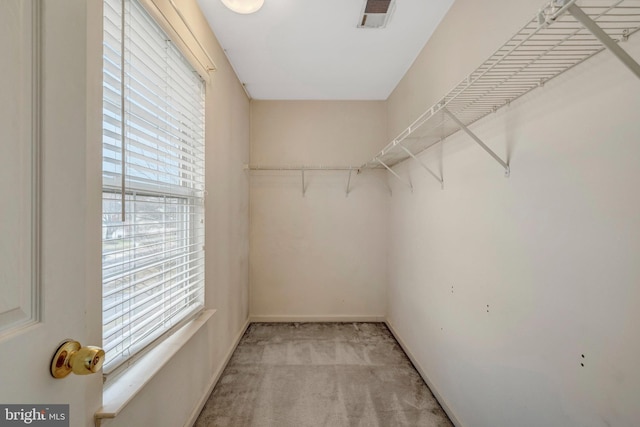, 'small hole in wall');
581,363,584,367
